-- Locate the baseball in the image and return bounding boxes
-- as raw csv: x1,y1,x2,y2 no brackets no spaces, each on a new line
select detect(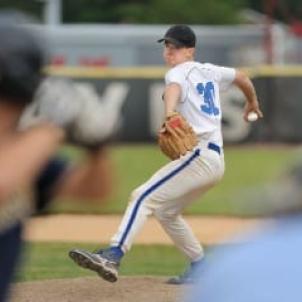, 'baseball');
247,112,258,122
